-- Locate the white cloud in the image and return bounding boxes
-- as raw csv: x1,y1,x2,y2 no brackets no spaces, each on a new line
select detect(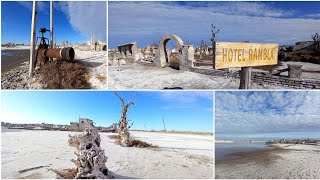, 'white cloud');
56,1,106,41
215,92,320,134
